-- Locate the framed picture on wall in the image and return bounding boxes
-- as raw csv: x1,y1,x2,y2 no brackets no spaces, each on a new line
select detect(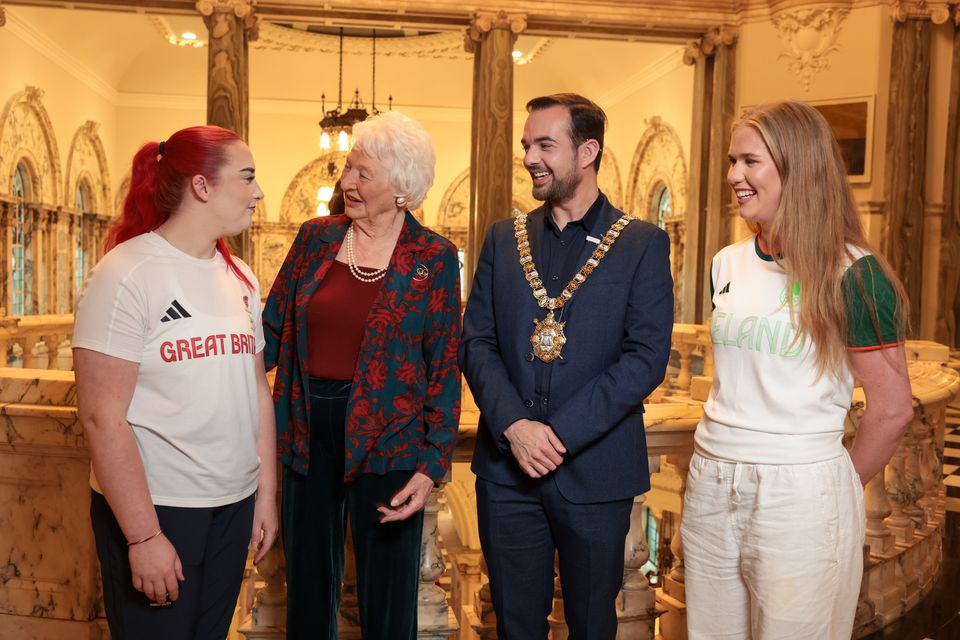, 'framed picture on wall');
808,96,874,184
739,96,875,184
